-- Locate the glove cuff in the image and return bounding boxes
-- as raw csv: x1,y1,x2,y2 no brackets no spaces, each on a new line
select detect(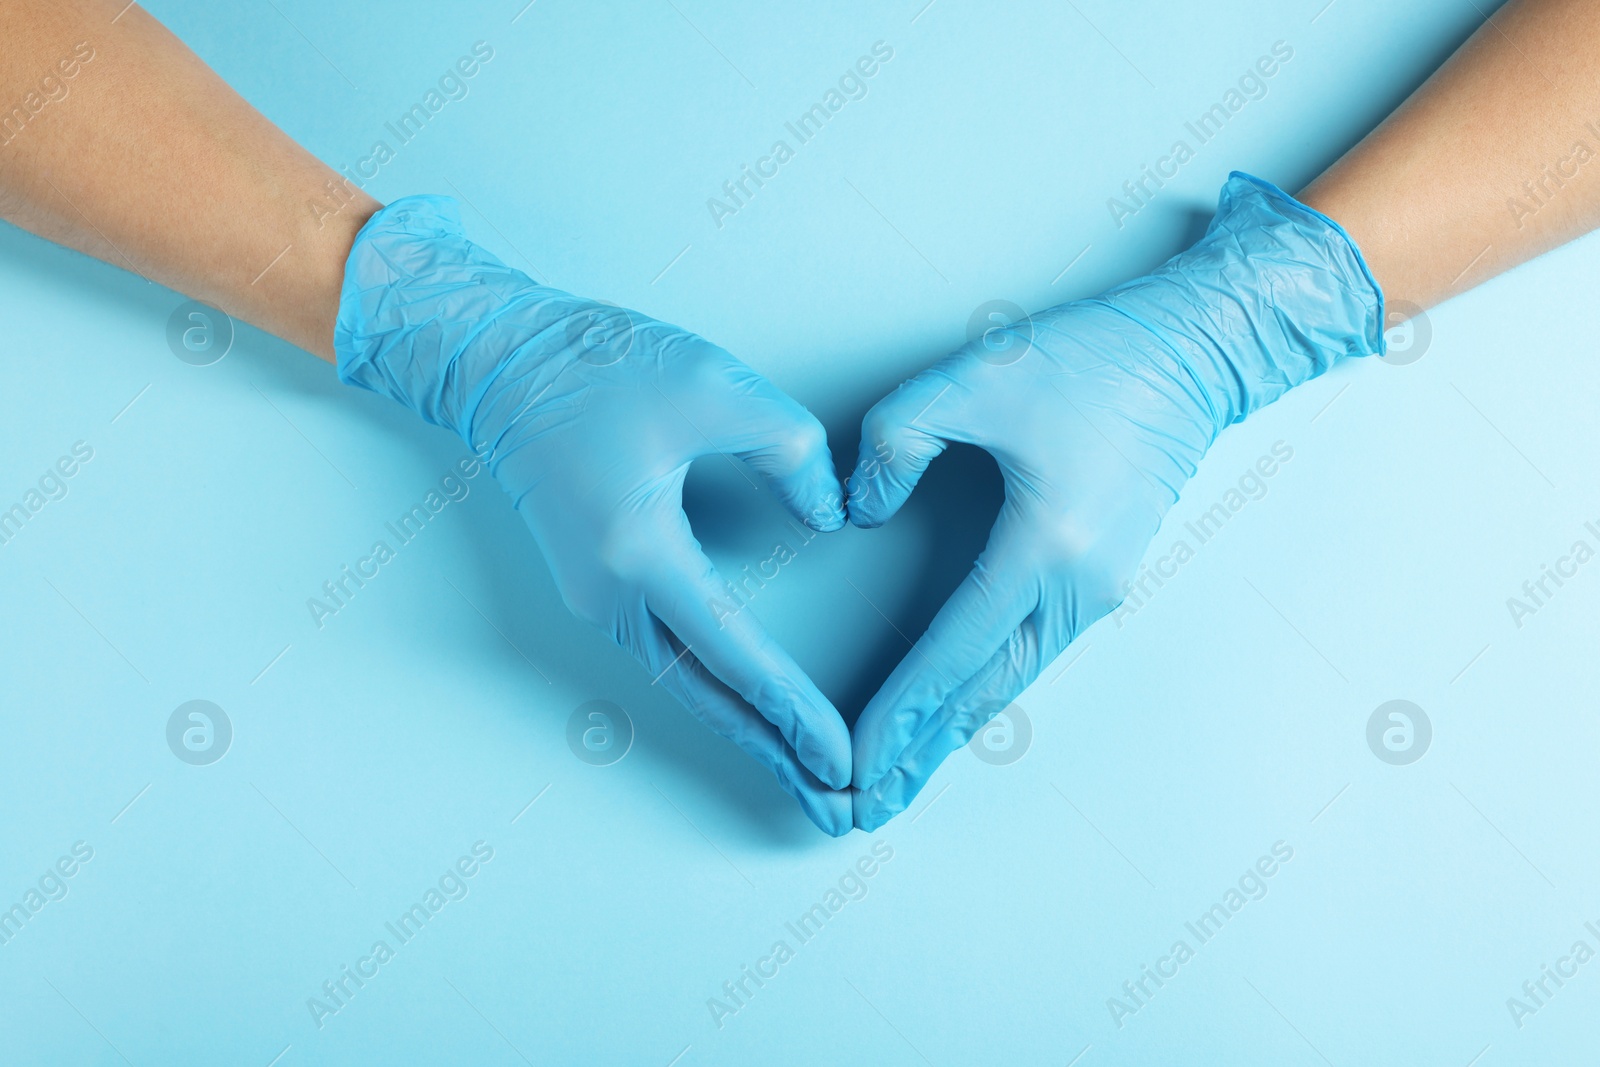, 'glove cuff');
333,194,553,448
1096,171,1386,435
